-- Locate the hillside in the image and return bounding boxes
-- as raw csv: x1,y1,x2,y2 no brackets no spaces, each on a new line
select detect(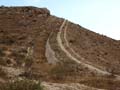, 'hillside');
0,6,120,90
